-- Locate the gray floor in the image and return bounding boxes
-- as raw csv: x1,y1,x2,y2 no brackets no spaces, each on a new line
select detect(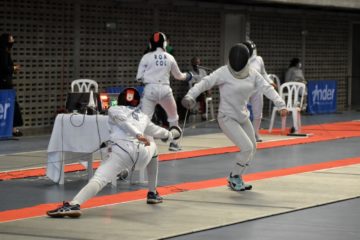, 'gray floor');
168,198,360,240
0,137,358,211
0,110,359,239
